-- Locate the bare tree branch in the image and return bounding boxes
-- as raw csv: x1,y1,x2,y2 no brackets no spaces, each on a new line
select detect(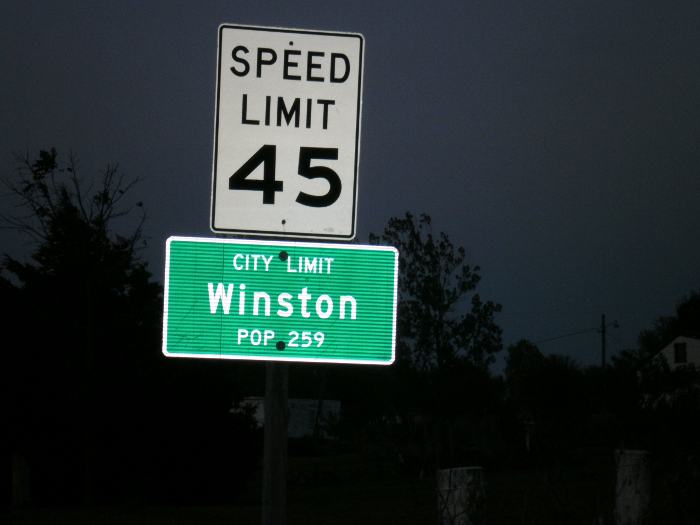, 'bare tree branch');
1,148,145,258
